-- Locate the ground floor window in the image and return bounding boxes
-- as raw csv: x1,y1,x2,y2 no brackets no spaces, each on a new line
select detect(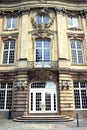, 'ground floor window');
0,82,13,110
74,81,87,109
